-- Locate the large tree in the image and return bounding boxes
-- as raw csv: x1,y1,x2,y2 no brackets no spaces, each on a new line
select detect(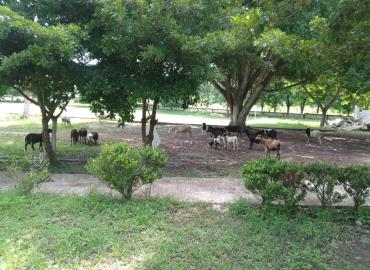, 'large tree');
0,6,83,162
80,0,207,146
